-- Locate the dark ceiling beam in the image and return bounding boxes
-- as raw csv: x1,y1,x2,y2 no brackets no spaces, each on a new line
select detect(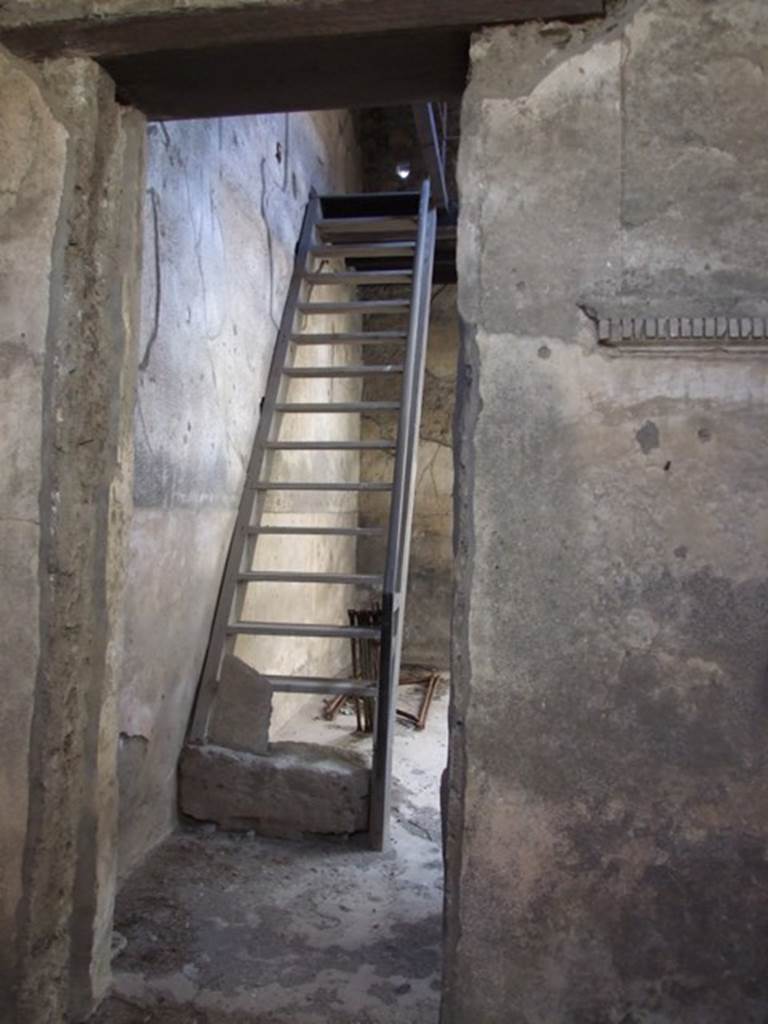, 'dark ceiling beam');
101,30,469,120
1,0,605,61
